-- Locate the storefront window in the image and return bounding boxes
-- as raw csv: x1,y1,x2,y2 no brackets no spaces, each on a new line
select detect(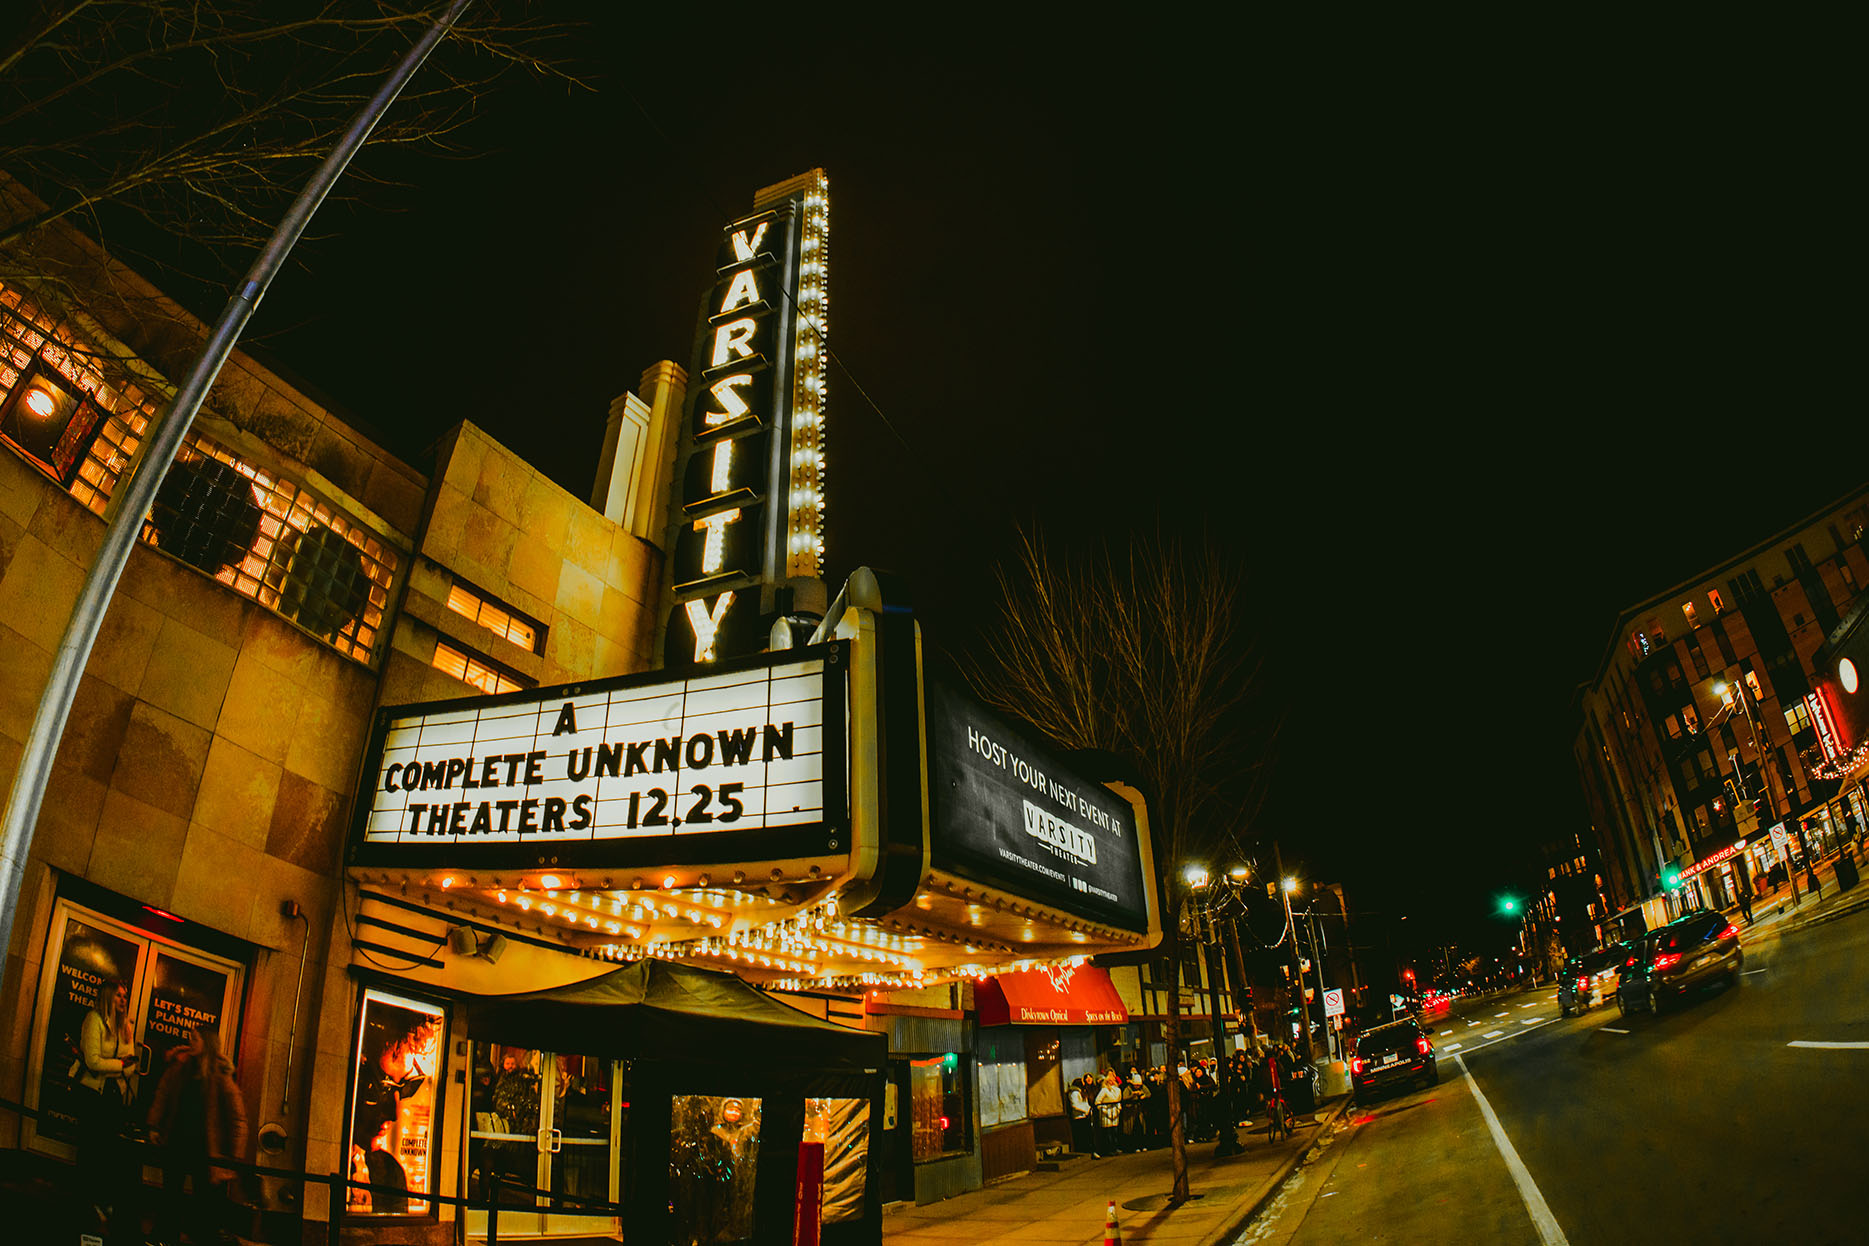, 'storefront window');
669,1094,761,1244
977,1028,1027,1128
908,1054,967,1161
803,1097,869,1224
348,989,445,1216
